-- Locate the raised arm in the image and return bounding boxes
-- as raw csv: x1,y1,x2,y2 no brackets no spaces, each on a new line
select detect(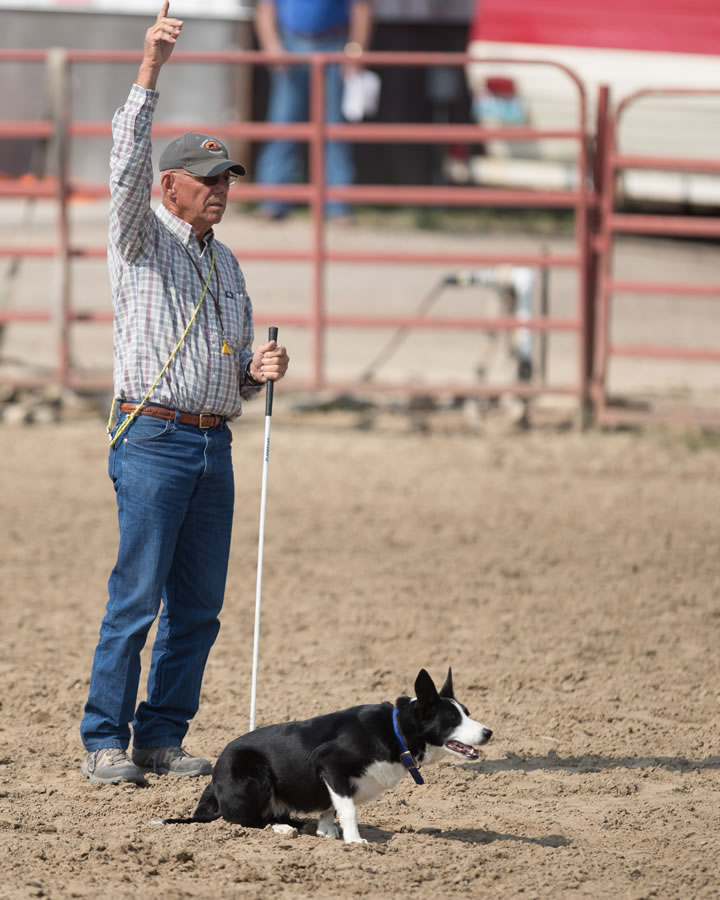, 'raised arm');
108,2,184,263
137,1,184,90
